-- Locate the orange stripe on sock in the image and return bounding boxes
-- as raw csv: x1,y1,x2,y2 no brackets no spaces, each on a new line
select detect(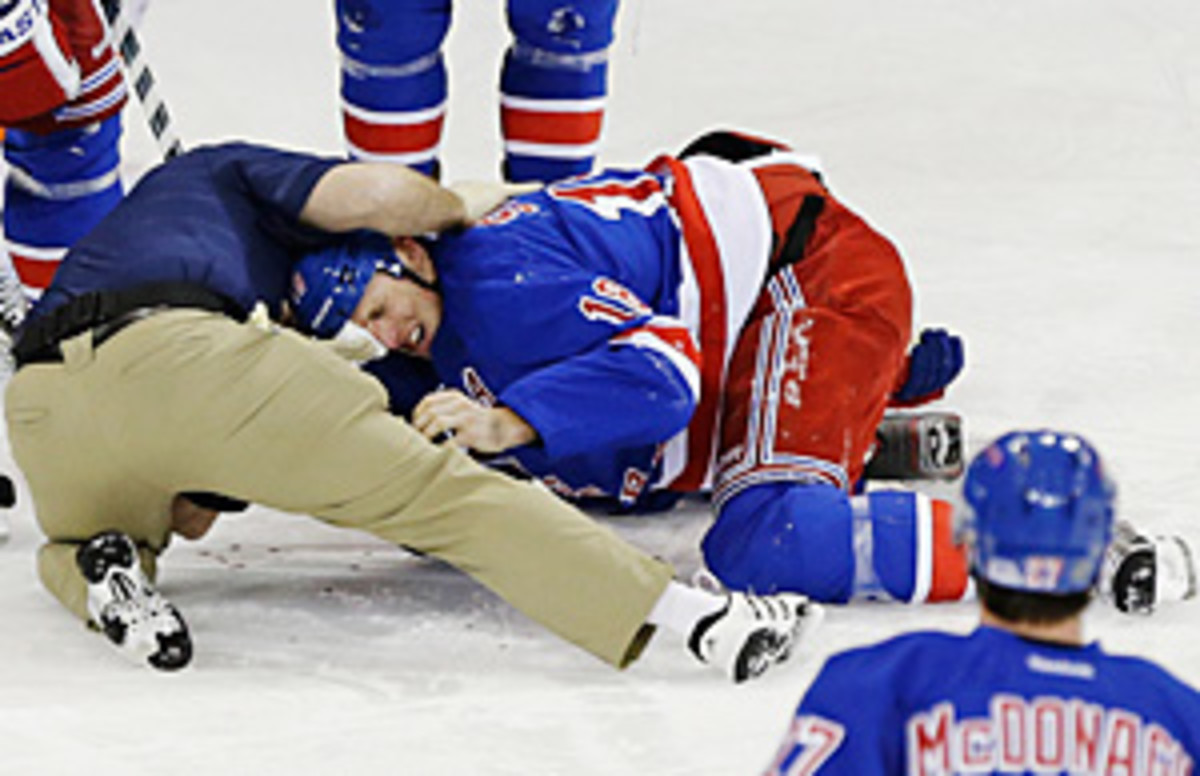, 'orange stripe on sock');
928,498,970,601
501,107,603,146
